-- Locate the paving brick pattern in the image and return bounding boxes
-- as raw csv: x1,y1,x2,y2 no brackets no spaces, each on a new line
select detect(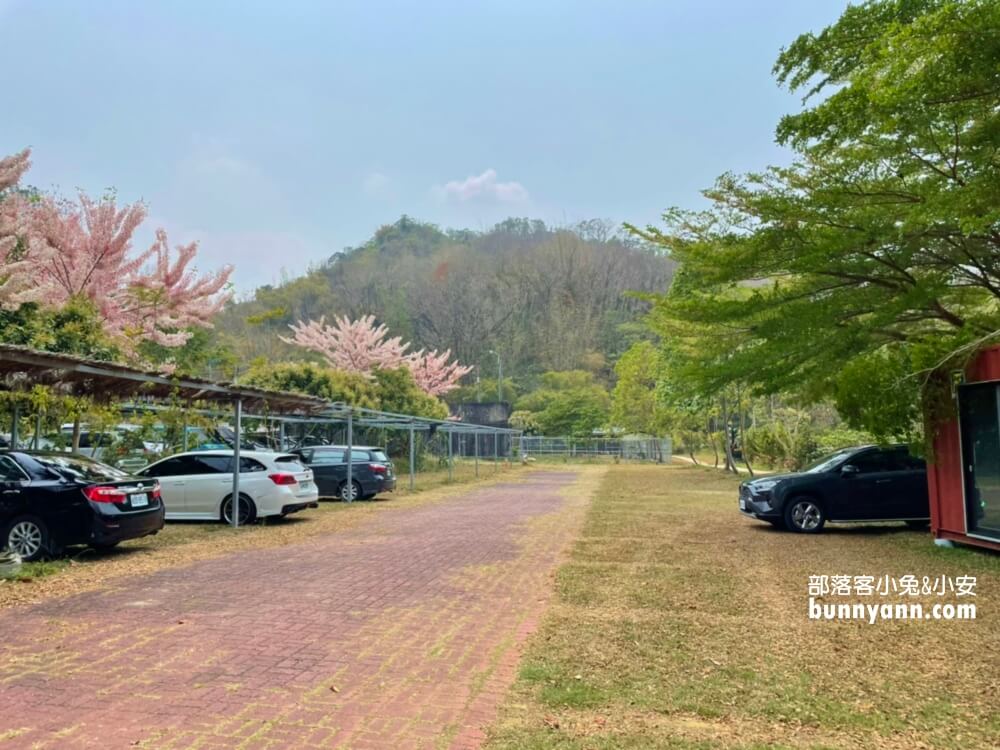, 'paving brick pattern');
0,471,584,749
